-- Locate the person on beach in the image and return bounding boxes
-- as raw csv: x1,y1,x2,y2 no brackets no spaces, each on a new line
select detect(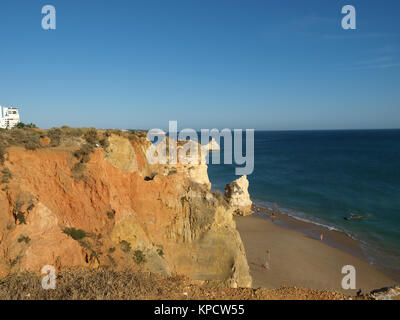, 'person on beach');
320,233,324,241
263,250,271,270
